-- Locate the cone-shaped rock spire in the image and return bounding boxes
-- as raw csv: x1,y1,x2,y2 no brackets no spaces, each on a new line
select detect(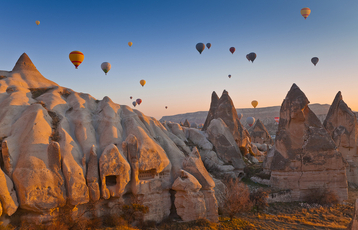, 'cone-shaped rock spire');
12,53,39,72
